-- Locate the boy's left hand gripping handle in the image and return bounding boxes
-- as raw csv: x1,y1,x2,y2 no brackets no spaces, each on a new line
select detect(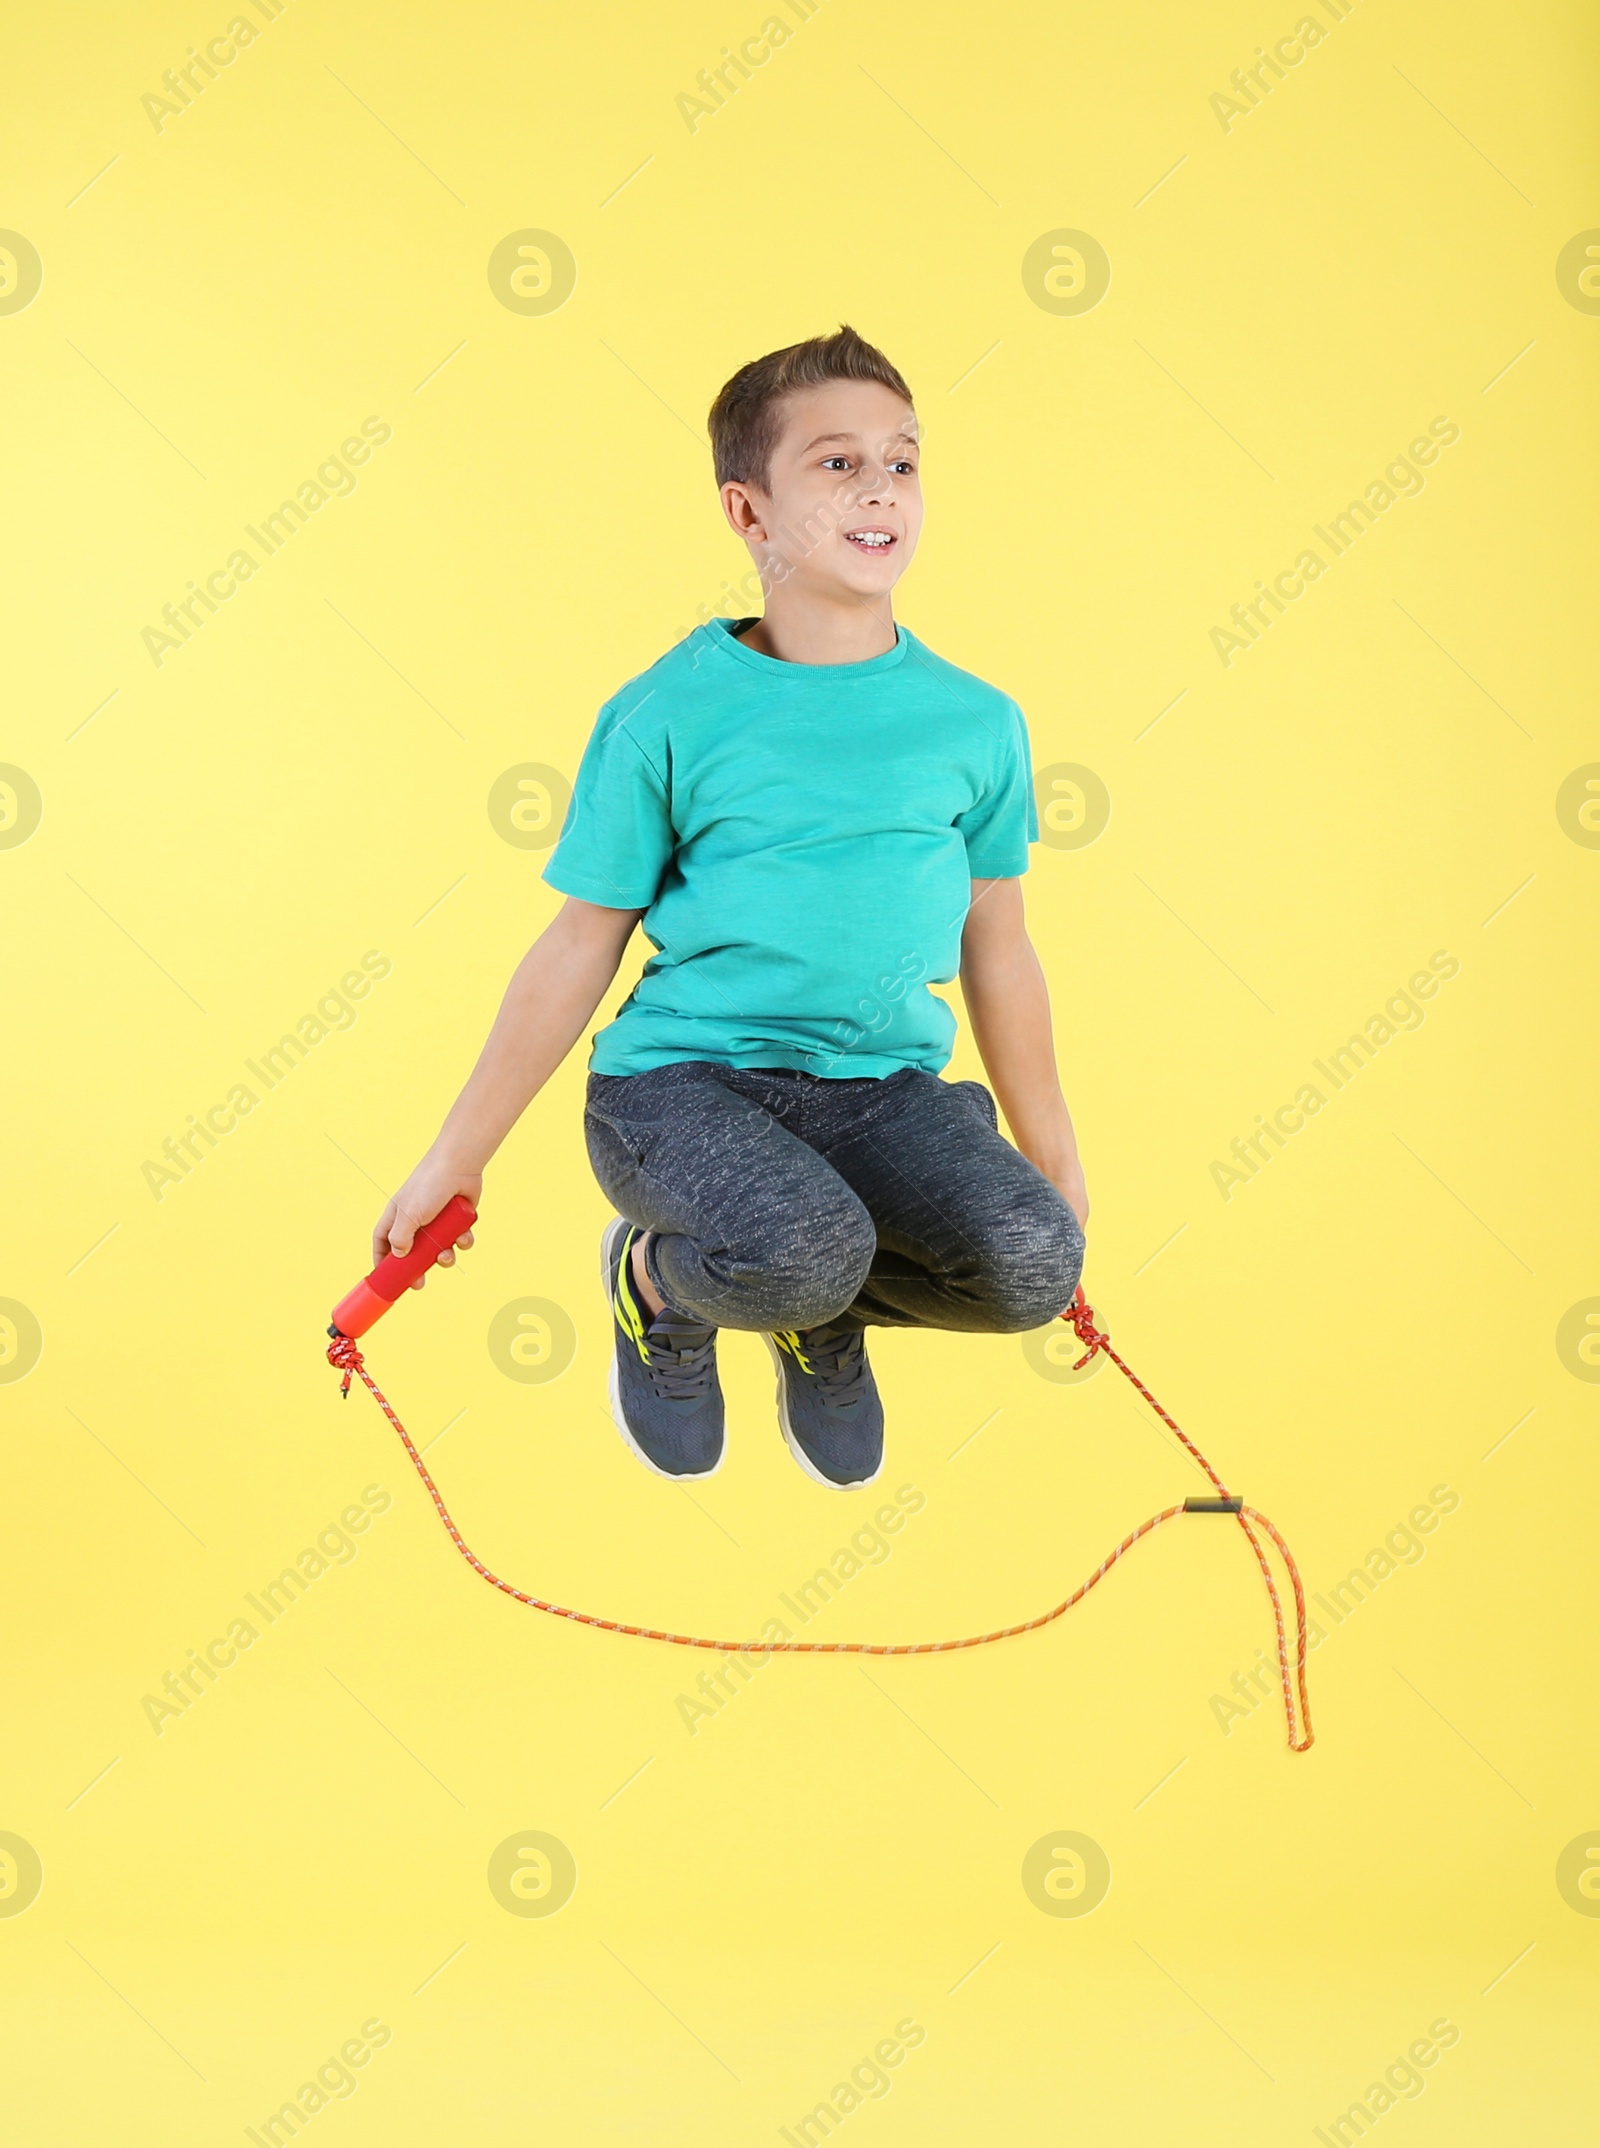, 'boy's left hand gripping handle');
329,1194,478,1340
